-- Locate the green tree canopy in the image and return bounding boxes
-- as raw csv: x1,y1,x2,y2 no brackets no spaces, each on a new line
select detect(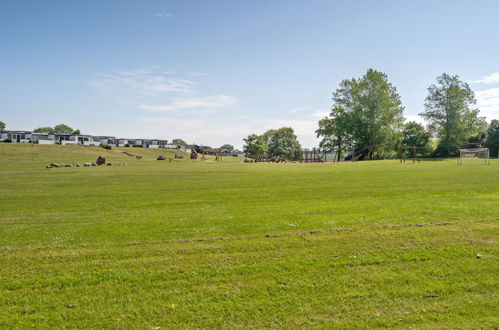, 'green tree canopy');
33,127,55,134
401,121,432,154
420,73,486,156
172,138,188,146
265,127,301,160
243,134,267,161
323,69,405,153
53,124,78,135
316,107,354,158
220,144,235,152
0,121,5,131
485,119,499,157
